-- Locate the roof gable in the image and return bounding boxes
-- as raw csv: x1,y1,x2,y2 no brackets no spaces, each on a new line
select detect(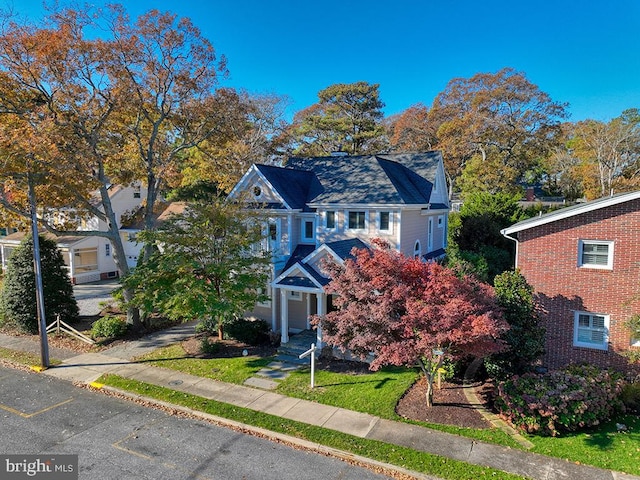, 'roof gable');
255,164,320,211
502,190,640,235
